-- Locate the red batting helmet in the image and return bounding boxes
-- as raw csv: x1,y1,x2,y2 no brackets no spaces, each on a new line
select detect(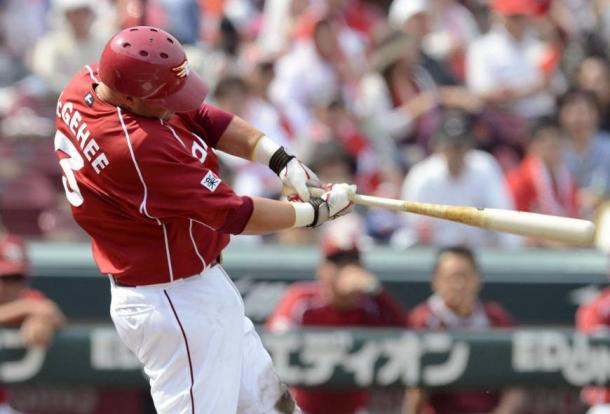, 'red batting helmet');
99,26,208,113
